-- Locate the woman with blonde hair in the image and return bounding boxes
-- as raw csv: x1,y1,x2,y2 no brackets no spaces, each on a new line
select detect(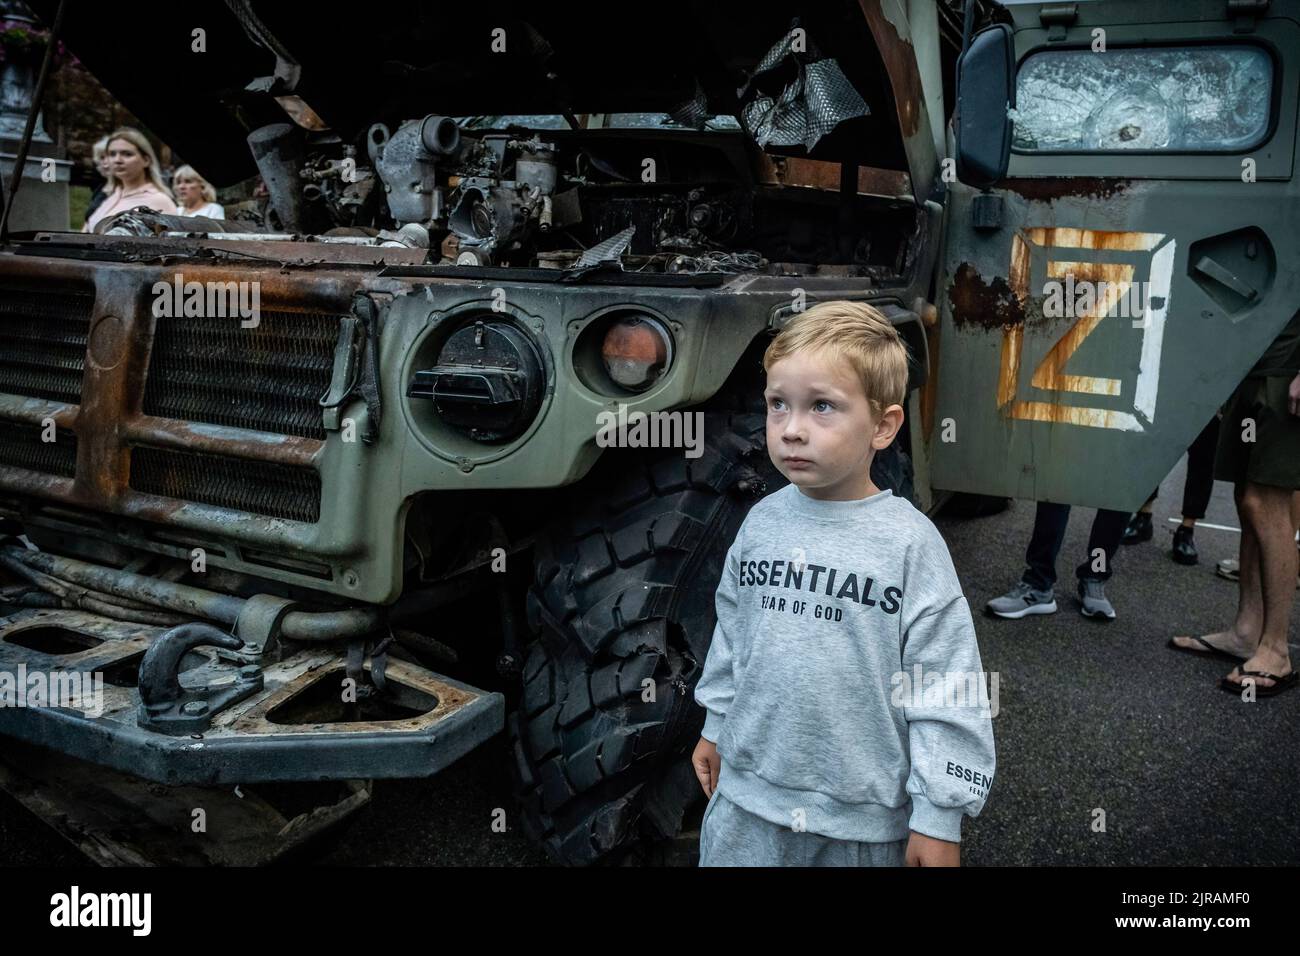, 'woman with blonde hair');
173,165,224,219
82,127,175,232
